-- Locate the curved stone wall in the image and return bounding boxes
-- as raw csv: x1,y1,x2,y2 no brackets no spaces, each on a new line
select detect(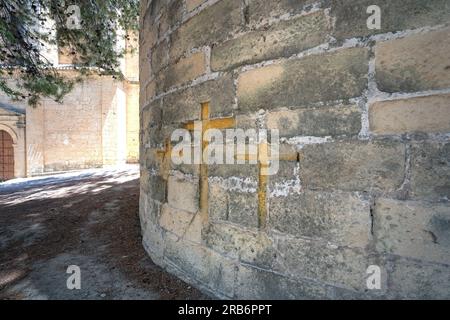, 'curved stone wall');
139,0,450,299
